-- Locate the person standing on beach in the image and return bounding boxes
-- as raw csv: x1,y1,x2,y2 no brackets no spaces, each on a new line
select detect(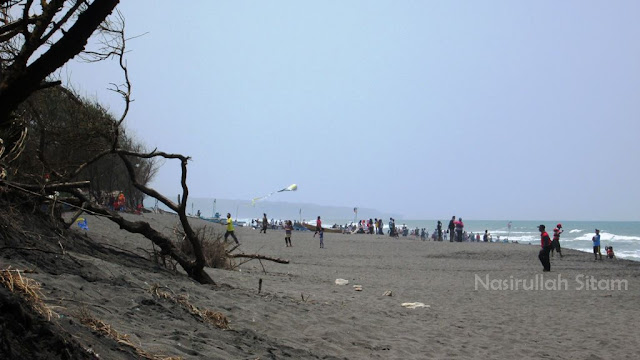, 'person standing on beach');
224,213,240,245
437,221,443,241
389,218,398,238
260,213,268,234
592,229,602,260
314,216,322,237
551,223,563,258
319,227,324,248
284,220,293,247
448,216,456,242
538,224,552,272
455,217,464,243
